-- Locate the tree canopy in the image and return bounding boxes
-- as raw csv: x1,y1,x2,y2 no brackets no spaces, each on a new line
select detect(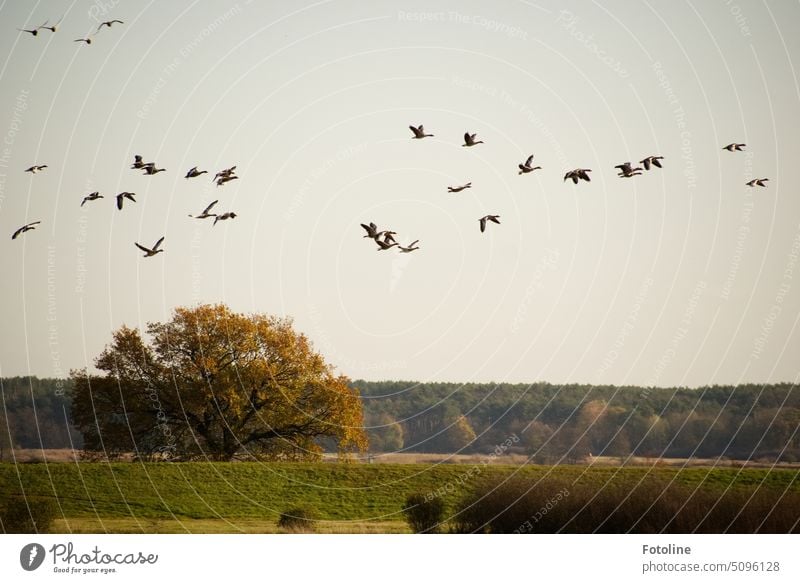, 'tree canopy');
70,304,367,461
